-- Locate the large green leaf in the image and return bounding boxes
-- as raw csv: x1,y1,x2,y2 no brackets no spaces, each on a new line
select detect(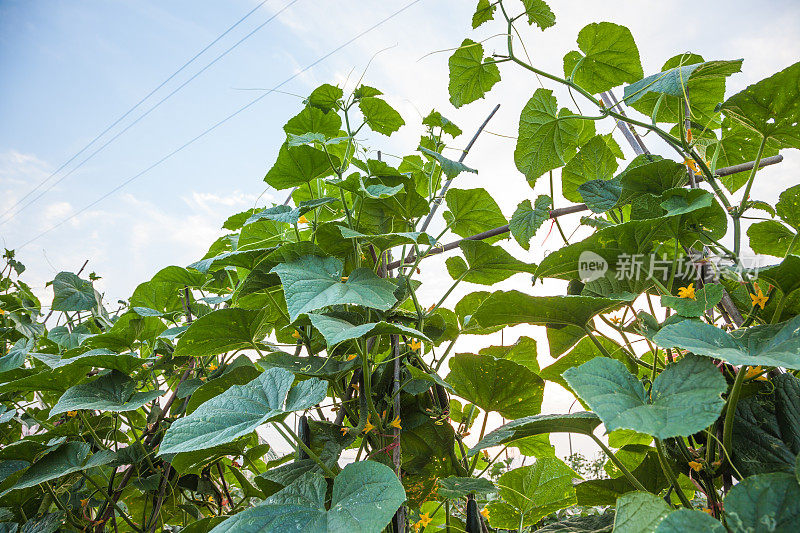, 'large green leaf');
0,340,29,375
307,313,428,348
284,105,341,137
721,60,800,148
655,509,726,533
747,220,799,257
271,256,397,321
731,374,800,477
777,184,800,230
473,291,630,328
612,492,671,533
653,316,800,369
724,472,800,532
625,56,742,125
306,83,343,112
358,97,404,136
50,272,98,312
759,255,800,299
562,136,619,203
210,461,405,533
563,22,643,94
479,335,539,372
264,143,336,190
468,413,601,457
660,284,724,317
5,442,114,493
158,368,327,455
514,89,583,184
521,0,555,29
30,348,142,374
471,0,495,29
437,476,496,499
446,354,544,419
448,39,501,108
563,354,726,439
487,459,579,529
258,352,358,379
175,308,270,358
446,240,536,285
443,188,507,244
50,371,163,417
539,335,635,390
510,195,552,250
536,512,615,533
